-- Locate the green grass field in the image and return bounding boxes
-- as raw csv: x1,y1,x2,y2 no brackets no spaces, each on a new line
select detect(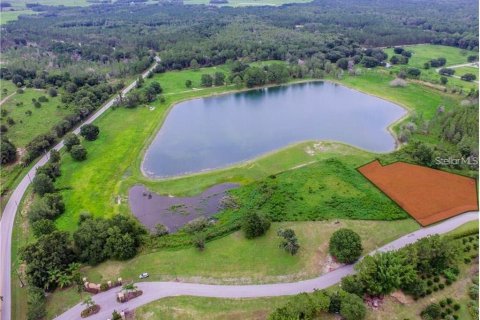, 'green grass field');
0,0,90,24
134,296,293,320
384,44,478,90
0,88,70,147
82,219,418,284
453,66,479,77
